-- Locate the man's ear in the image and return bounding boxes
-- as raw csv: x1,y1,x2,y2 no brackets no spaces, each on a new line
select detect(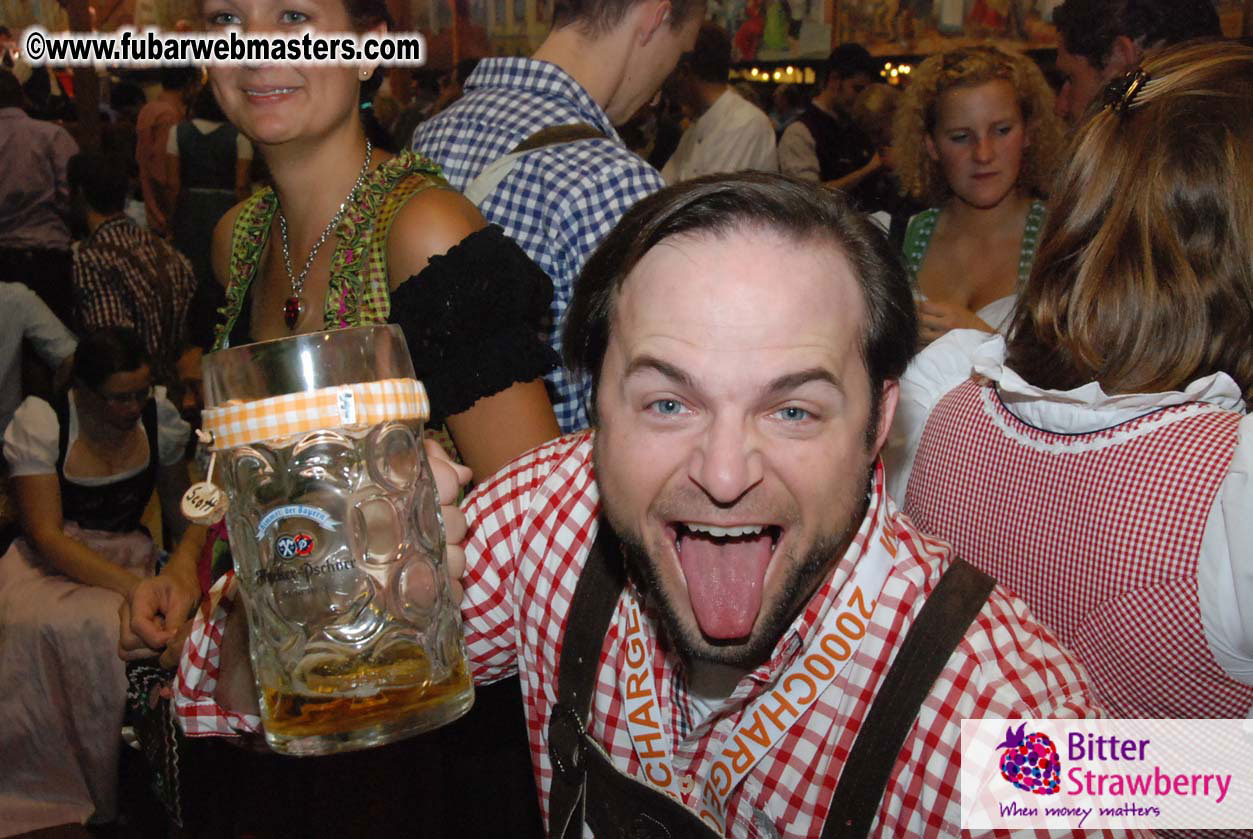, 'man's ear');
639,0,672,45
1104,34,1142,80
870,379,900,457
